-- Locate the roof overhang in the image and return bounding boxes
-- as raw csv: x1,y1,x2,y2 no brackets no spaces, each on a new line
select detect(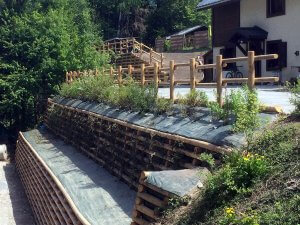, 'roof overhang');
229,26,268,43
197,0,237,10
